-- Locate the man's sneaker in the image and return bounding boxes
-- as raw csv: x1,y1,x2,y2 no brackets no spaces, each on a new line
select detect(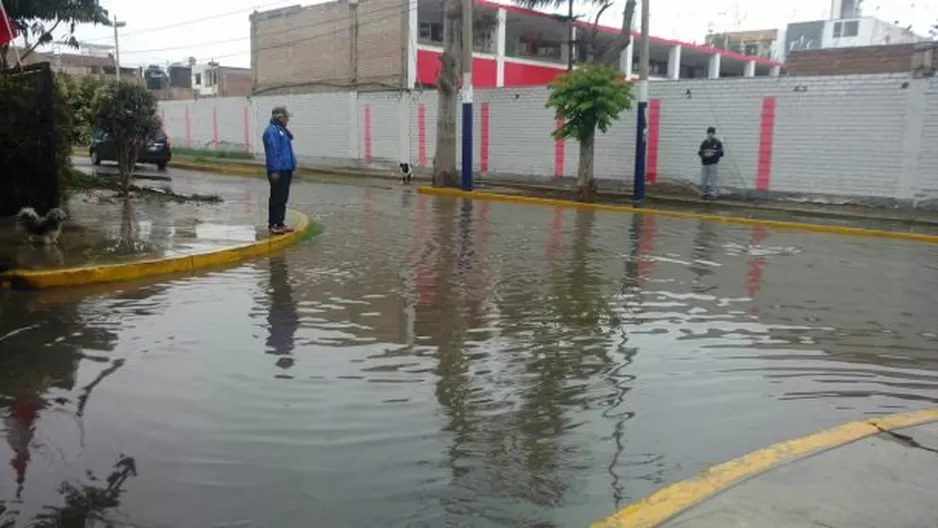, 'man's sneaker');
269,226,287,235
